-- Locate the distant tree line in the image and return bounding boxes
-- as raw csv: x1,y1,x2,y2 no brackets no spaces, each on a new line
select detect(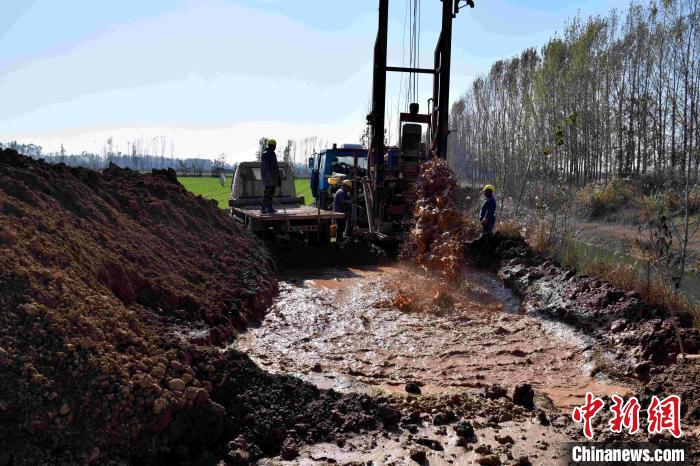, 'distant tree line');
448,0,699,198
1,132,337,178
0,140,233,176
